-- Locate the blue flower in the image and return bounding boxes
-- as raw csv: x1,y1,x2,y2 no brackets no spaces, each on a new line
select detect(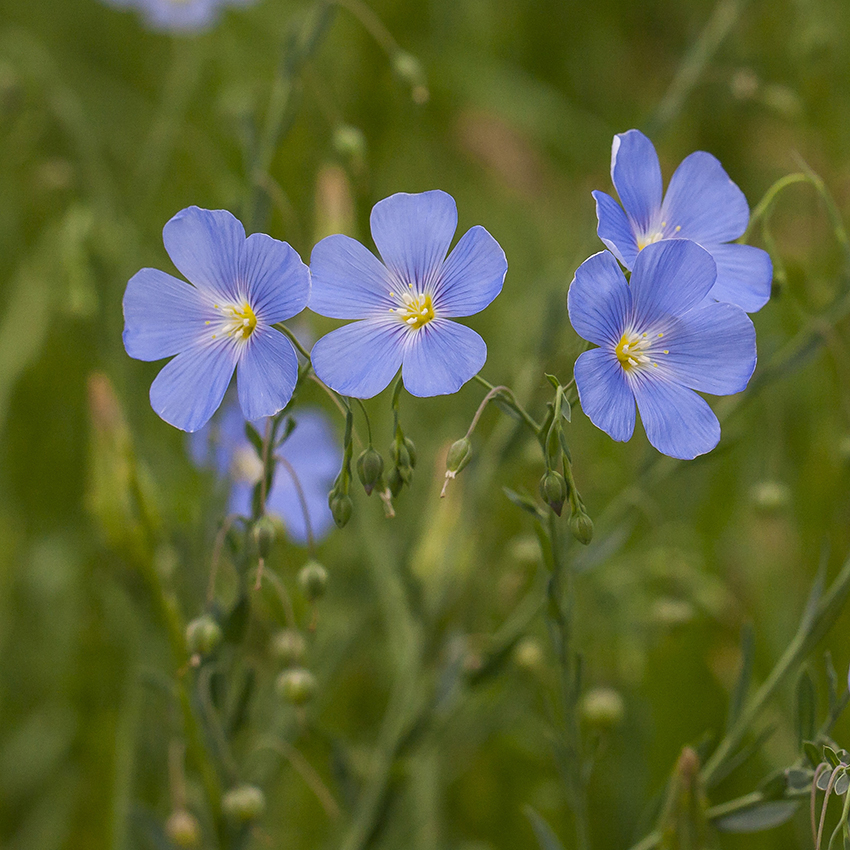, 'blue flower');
308,190,507,398
593,129,772,313
123,206,310,432
103,0,252,32
191,403,341,546
568,240,756,460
